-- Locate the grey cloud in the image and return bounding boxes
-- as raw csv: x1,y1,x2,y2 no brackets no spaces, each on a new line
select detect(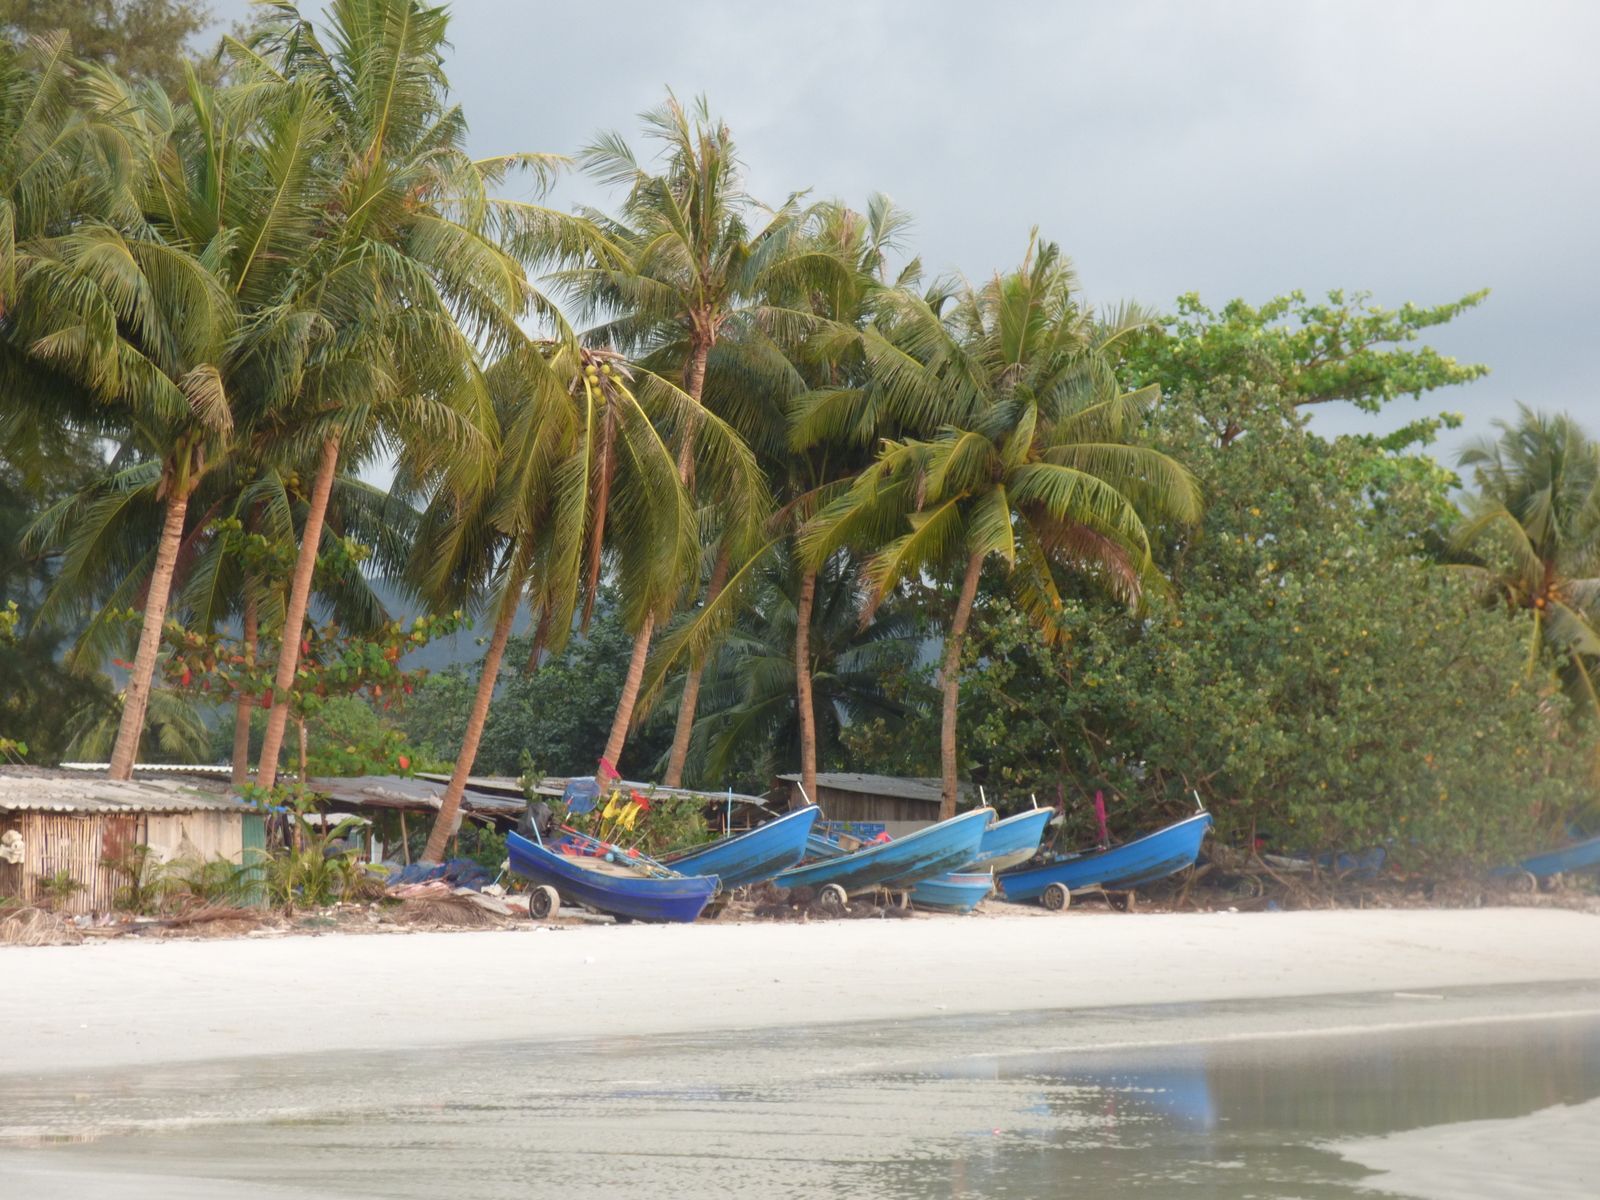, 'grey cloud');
212,0,1600,460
